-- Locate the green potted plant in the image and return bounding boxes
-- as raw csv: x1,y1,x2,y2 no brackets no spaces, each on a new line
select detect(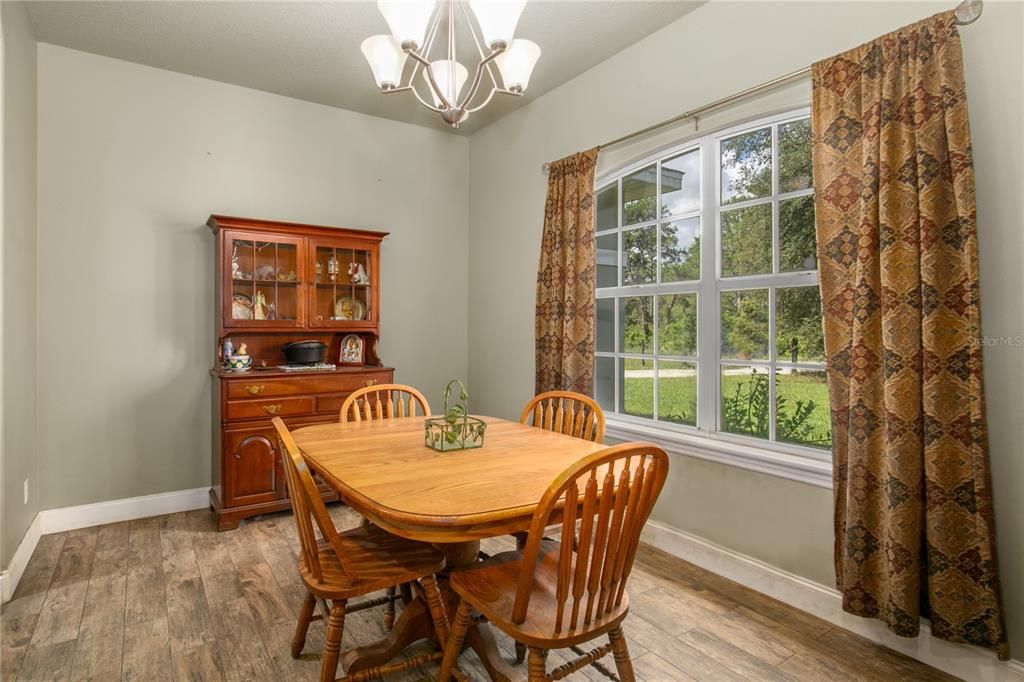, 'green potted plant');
424,379,487,451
